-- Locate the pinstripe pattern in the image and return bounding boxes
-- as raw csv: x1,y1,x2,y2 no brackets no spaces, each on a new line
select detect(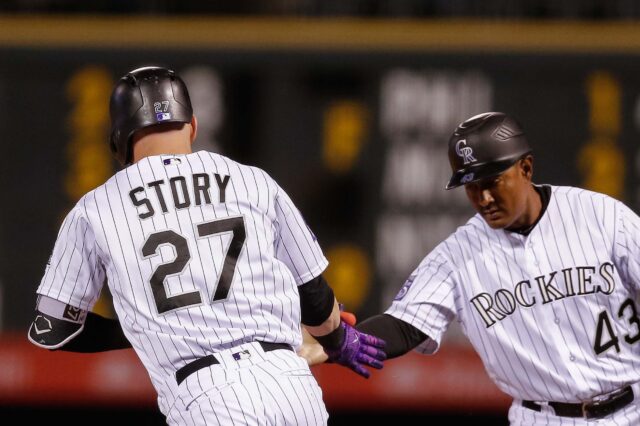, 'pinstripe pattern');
37,151,329,422
166,342,328,426
386,185,640,423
